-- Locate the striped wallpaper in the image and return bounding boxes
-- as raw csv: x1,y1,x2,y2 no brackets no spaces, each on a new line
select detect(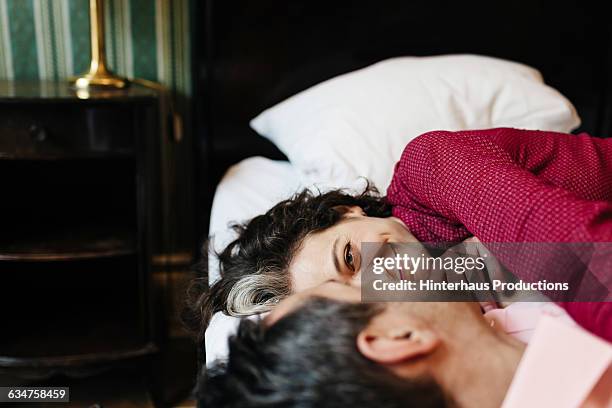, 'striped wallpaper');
0,0,191,97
